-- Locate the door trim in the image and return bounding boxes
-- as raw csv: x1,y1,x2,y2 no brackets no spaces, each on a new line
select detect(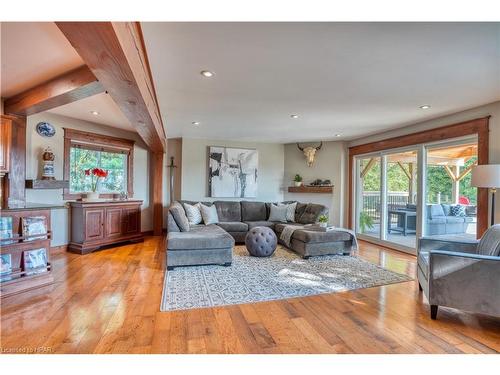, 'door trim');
349,116,489,238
